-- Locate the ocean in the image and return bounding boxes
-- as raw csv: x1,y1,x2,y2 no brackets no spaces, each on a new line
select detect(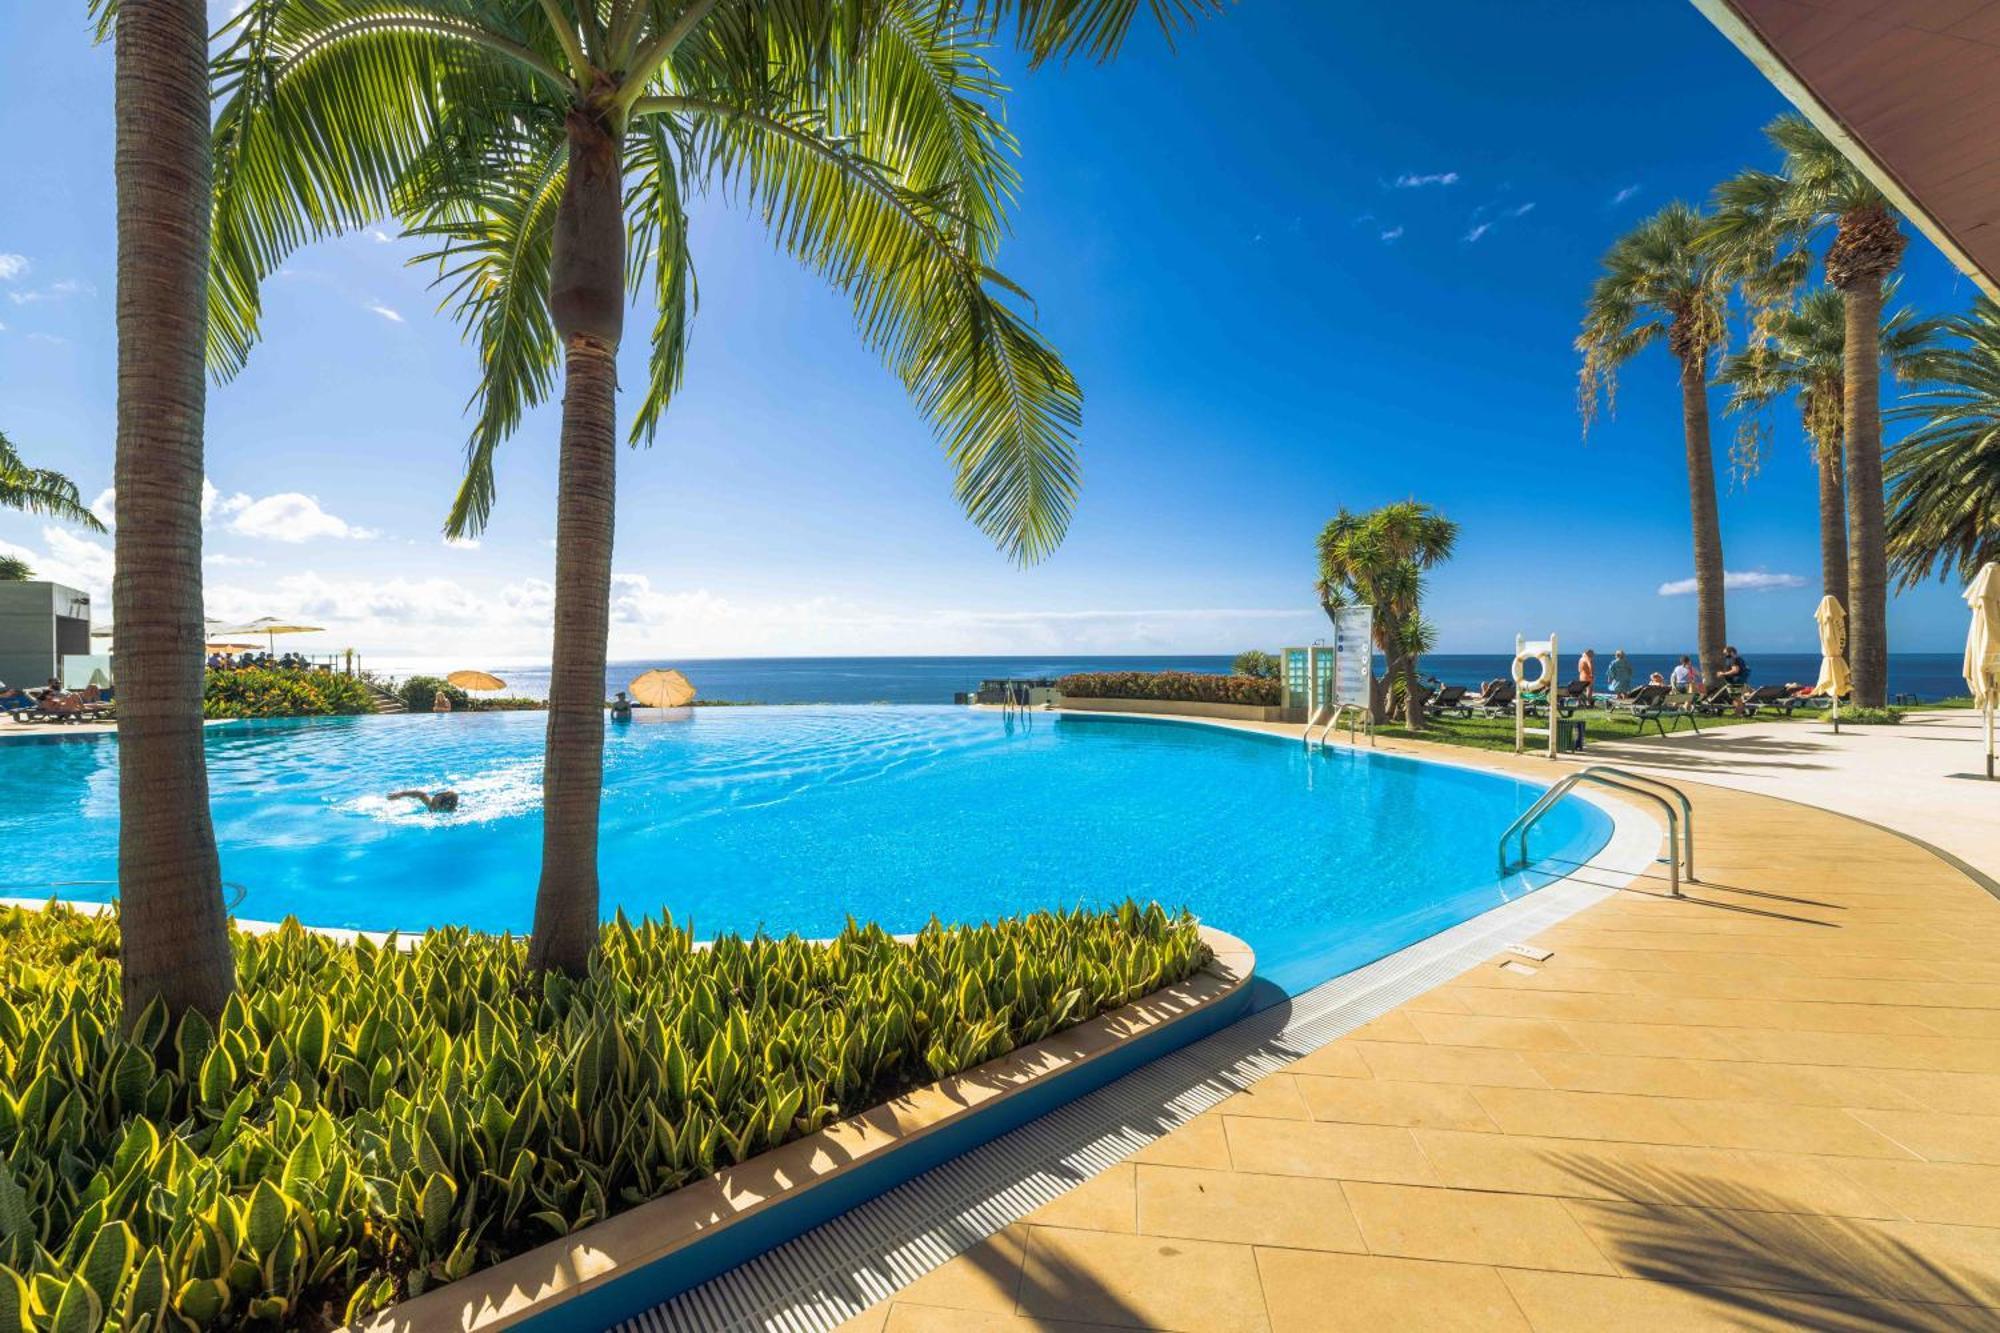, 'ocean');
367,652,1975,706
